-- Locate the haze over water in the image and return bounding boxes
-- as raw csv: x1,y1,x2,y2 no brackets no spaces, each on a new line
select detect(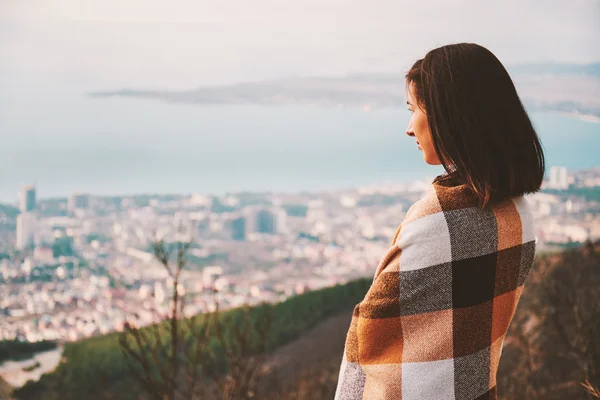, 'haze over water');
0,94,598,202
